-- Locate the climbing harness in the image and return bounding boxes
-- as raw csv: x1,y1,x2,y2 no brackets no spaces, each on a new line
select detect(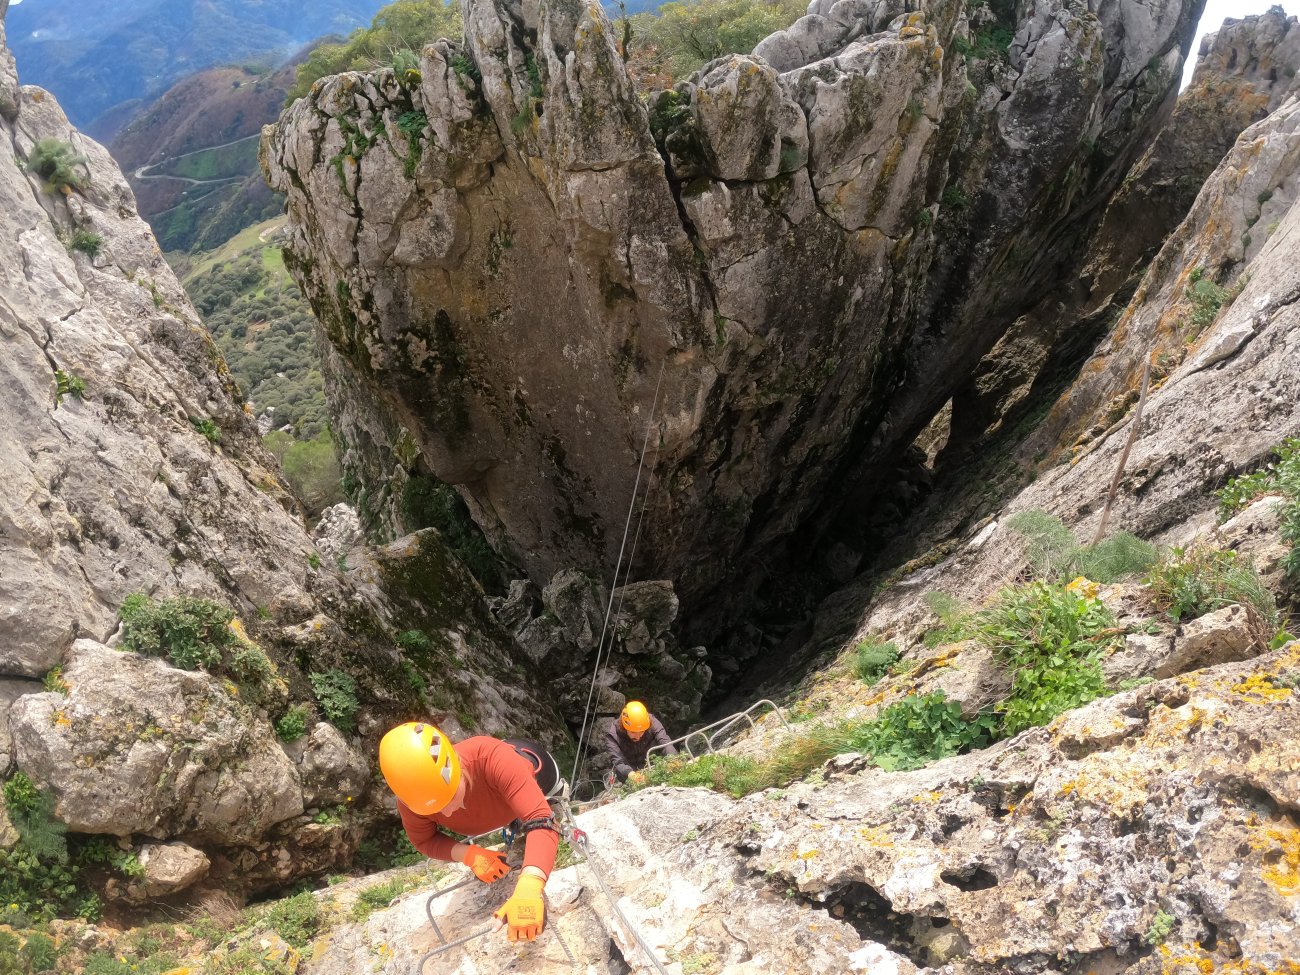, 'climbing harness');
414,796,672,974
570,364,667,788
